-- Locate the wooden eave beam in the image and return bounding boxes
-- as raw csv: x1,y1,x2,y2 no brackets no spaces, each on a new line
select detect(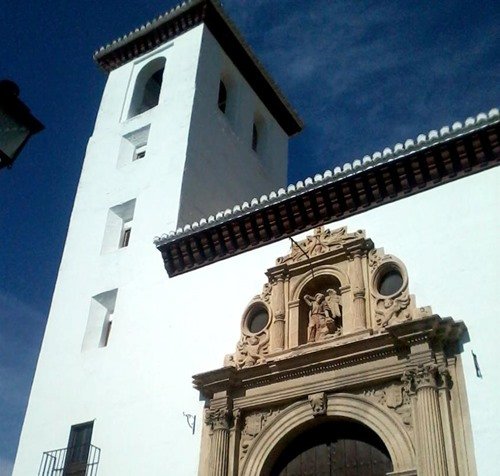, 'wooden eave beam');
158,122,500,277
